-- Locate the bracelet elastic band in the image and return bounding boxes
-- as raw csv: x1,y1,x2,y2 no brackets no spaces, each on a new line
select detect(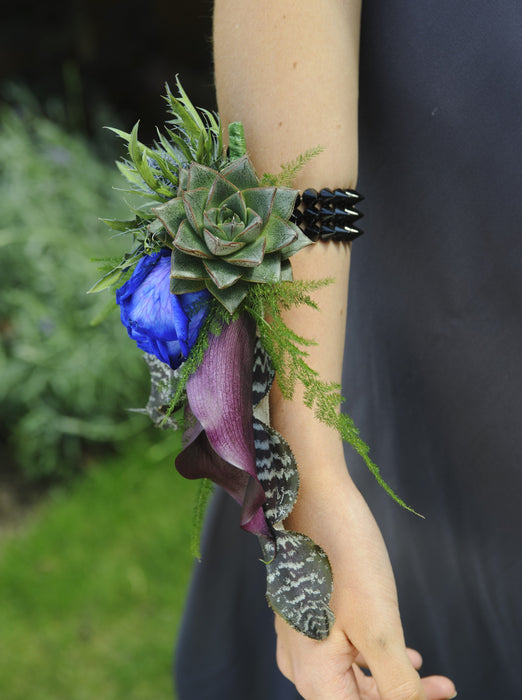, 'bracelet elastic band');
291,187,364,242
